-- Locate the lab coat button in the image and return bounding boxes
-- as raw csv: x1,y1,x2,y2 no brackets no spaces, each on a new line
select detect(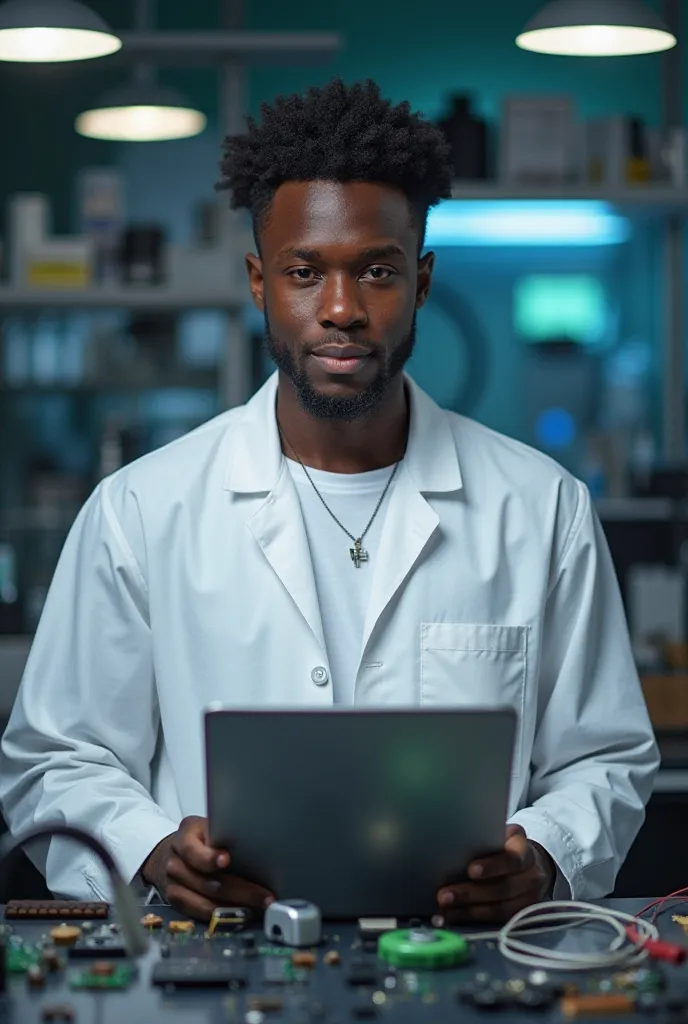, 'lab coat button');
311,666,329,686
